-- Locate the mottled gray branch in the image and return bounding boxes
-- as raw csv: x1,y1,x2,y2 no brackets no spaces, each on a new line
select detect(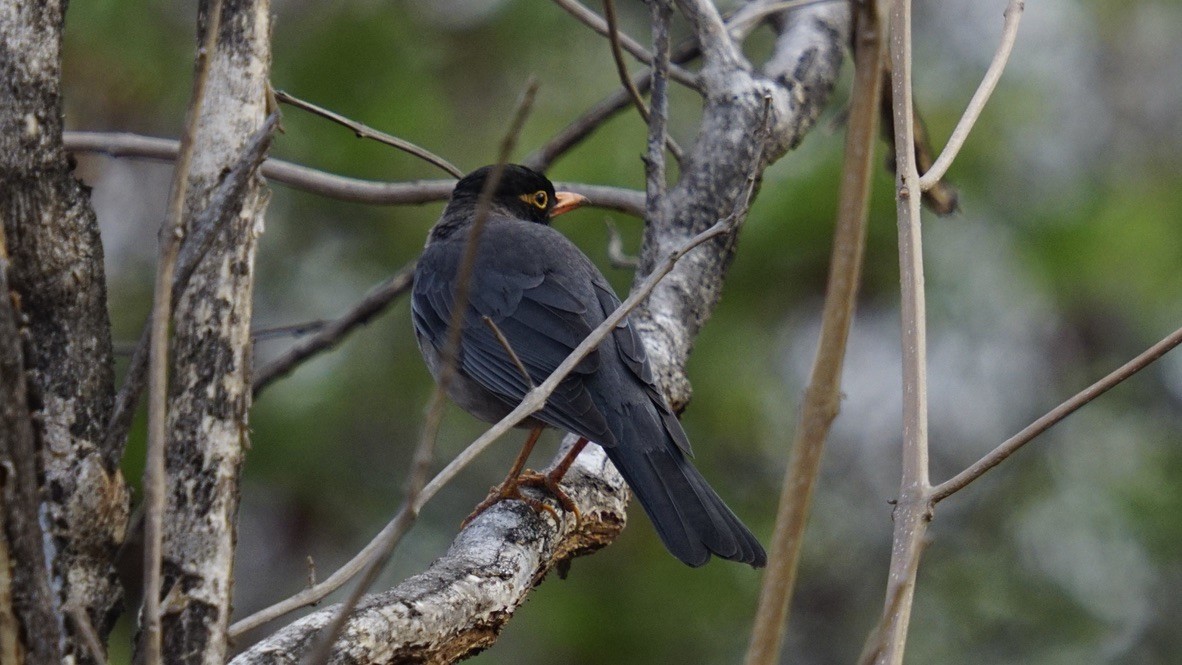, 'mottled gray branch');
0,251,64,664
147,1,273,663
231,444,628,665
0,1,125,661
